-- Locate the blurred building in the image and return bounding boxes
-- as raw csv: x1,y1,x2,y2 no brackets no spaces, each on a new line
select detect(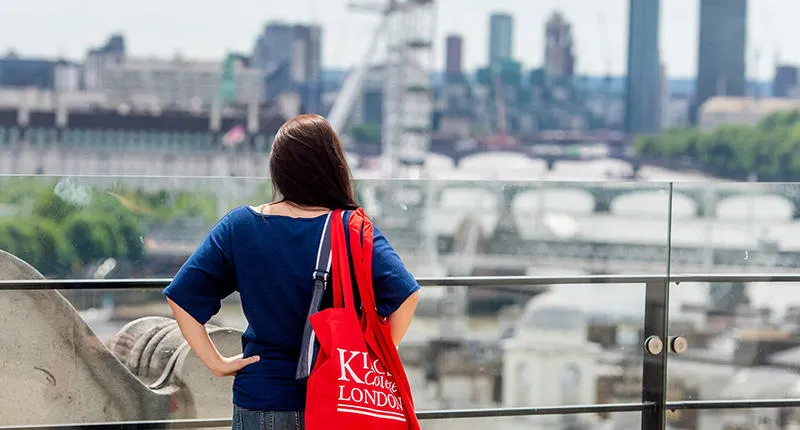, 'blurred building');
445,35,463,78
252,22,323,113
99,55,262,109
439,34,472,136
54,61,81,93
84,34,126,92
438,73,474,138
773,65,799,98
662,96,692,129
625,0,662,134
659,63,669,129
544,12,575,80
698,96,800,131
503,294,600,429
477,60,524,133
352,65,384,126
488,13,514,66
0,54,62,90
694,0,748,121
